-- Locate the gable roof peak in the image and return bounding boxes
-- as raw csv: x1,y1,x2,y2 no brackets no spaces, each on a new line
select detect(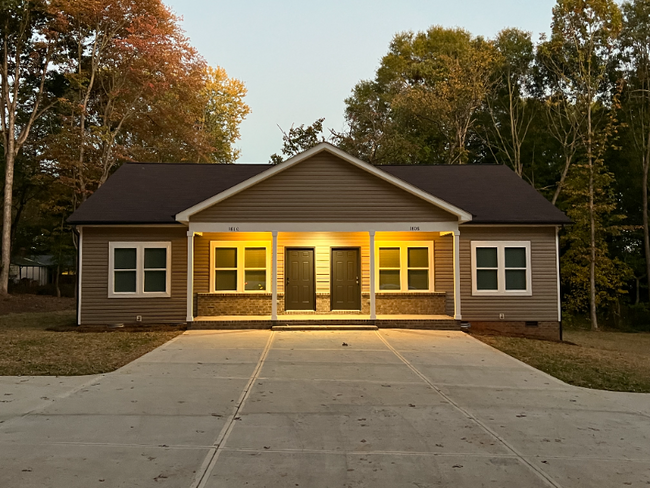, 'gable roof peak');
174,143,473,223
